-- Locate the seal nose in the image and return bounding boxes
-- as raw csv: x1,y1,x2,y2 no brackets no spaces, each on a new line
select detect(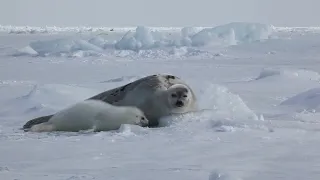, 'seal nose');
140,117,149,127
176,100,184,107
